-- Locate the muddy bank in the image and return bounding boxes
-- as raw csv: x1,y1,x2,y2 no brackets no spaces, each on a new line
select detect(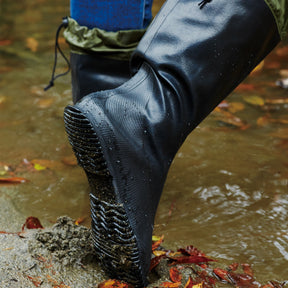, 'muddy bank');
0,203,105,287
0,194,166,288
